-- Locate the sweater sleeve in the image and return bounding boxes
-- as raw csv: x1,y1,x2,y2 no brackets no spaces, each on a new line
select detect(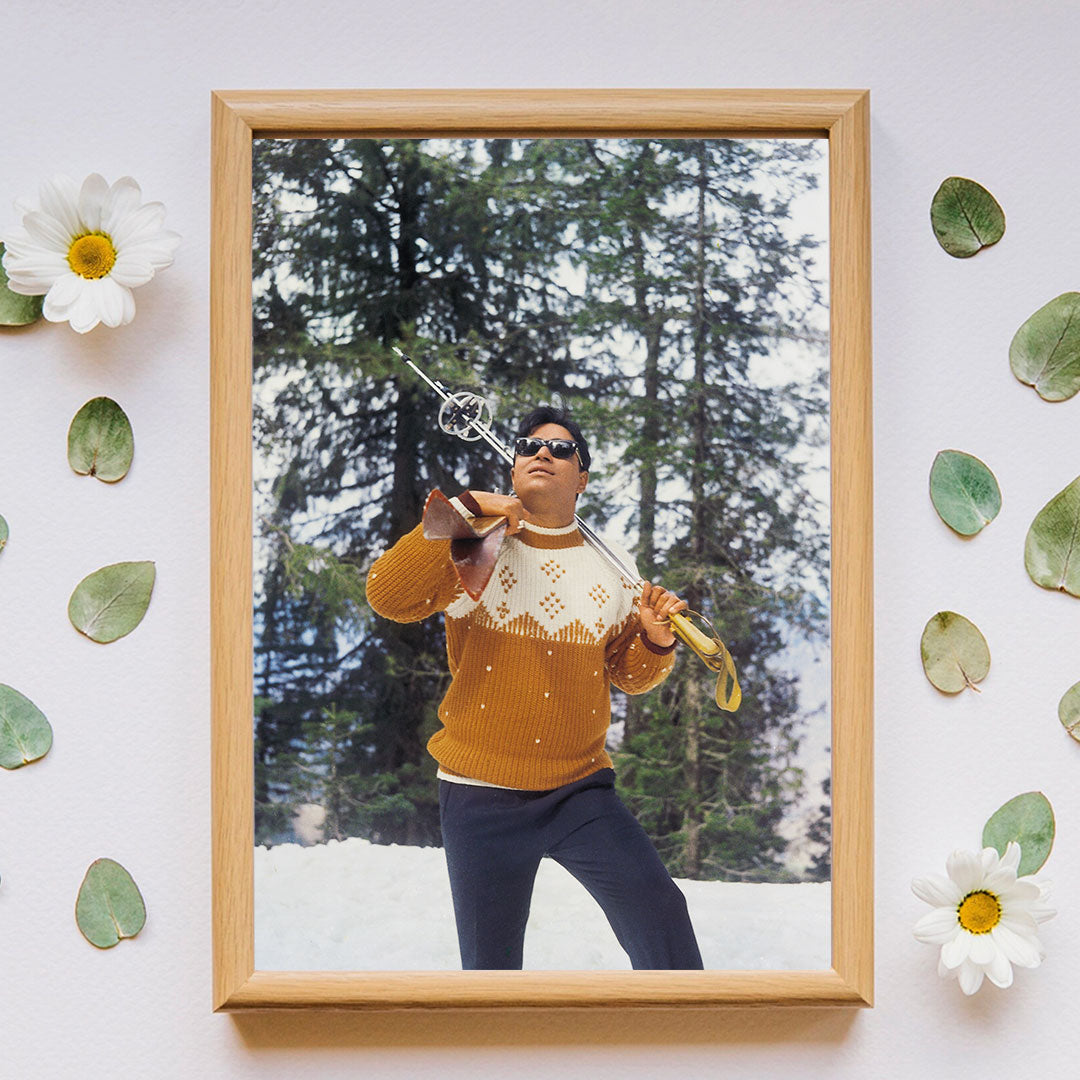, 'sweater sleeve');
366,522,463,622
600,539,677,694
604,611,677,695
